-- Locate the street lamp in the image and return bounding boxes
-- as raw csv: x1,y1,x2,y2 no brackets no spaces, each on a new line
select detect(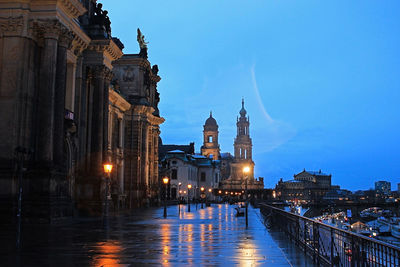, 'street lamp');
103,162,113,220
188,184,192,212
163,177,169,218
243,166,250,228
200,187,205,208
